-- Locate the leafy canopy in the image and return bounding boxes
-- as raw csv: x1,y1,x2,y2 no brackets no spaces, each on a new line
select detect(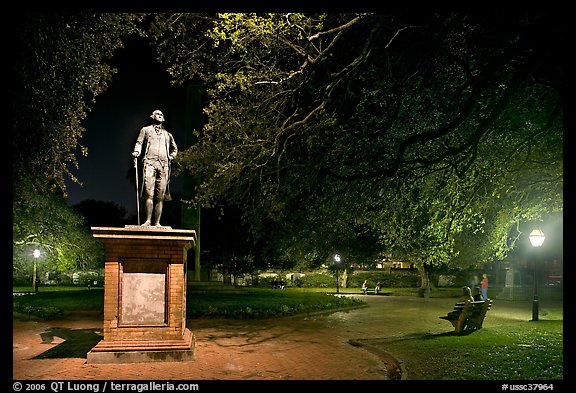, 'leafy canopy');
149,12,562,270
